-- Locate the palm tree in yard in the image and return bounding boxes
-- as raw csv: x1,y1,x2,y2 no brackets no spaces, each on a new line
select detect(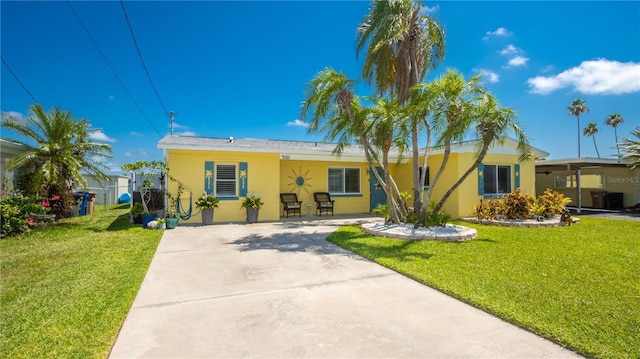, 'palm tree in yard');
300,67,404,223
432,94,532,213
583,122,600,158
567,98,589,158
356,0,445,217
604,113,625,157
1,103,112,216
620,126,640,169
